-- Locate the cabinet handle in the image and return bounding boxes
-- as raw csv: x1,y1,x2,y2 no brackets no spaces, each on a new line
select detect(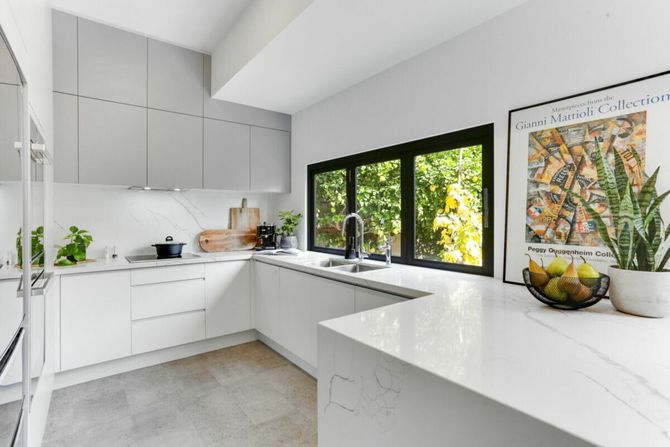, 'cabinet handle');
0,328,24,384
